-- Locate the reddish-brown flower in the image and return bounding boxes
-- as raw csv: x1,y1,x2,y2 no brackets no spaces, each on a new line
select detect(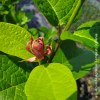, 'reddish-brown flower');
26,37,52,62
